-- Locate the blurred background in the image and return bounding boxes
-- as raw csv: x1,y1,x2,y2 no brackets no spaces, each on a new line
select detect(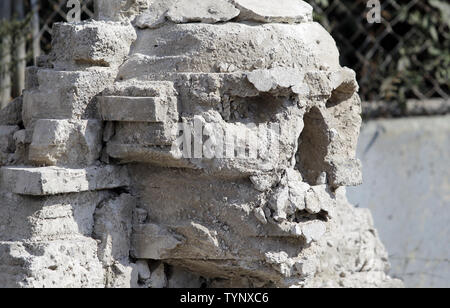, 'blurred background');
0,0,448,288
